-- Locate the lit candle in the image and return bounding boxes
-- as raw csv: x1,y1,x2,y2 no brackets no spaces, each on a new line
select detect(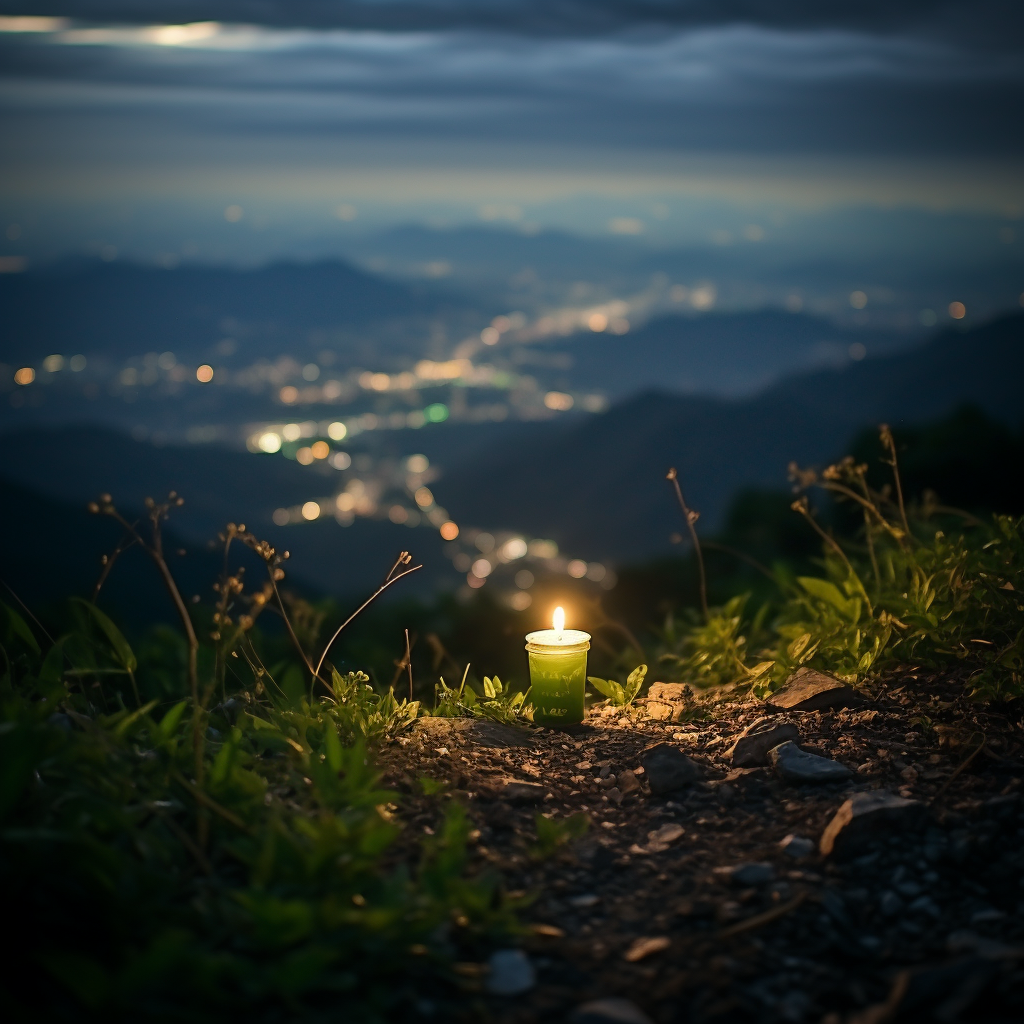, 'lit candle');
525,606,591,727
